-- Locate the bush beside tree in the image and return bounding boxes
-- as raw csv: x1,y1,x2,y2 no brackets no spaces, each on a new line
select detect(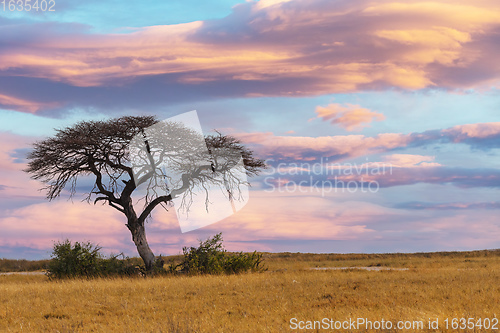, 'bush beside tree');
46,240,138,279
173,233,266,275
